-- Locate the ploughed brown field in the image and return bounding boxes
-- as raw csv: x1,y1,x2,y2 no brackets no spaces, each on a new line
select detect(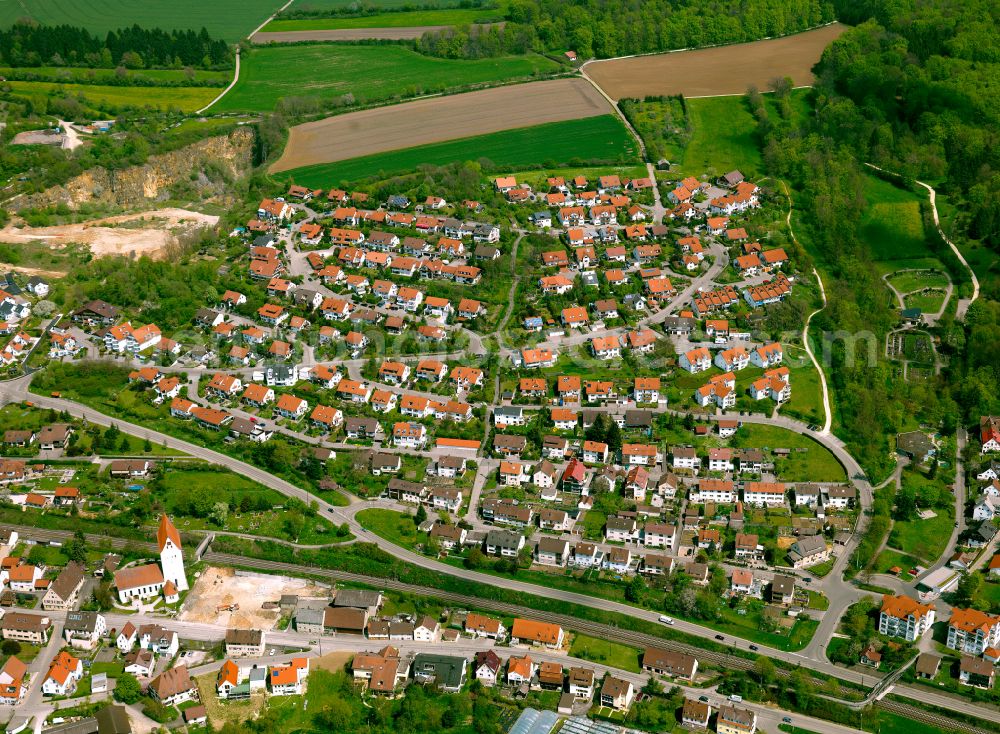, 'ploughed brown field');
585,23,847,101
253,26,492,42
270,78,613,172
